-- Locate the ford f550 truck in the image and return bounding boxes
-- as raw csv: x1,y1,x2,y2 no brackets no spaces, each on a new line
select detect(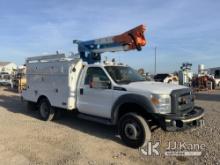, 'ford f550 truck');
22,54,204,148
22,25,204,148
